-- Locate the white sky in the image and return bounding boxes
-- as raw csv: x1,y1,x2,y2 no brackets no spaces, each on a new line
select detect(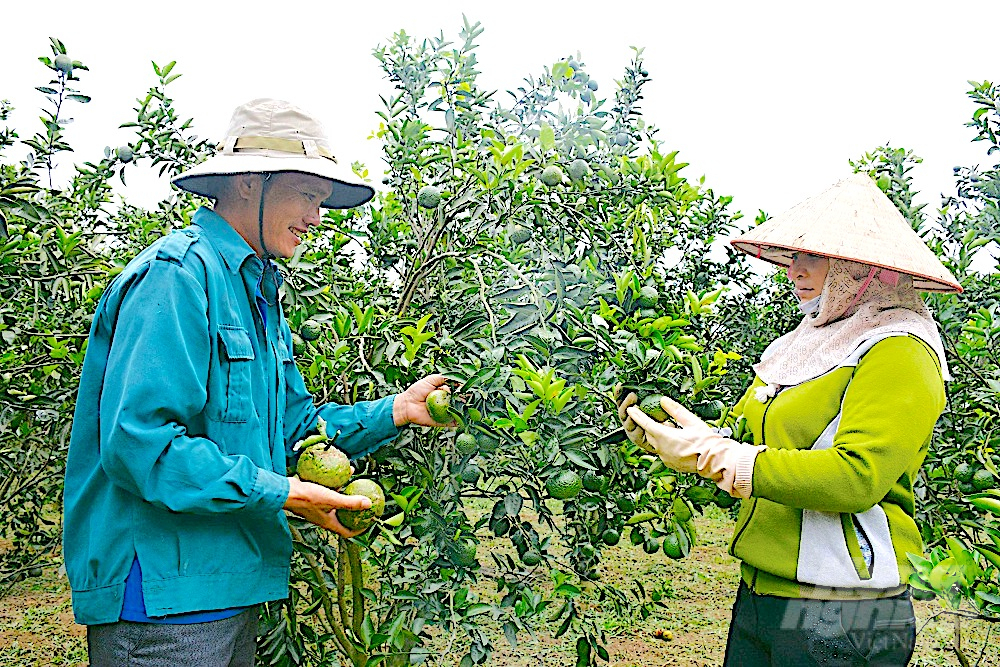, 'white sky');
2,0,998,224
